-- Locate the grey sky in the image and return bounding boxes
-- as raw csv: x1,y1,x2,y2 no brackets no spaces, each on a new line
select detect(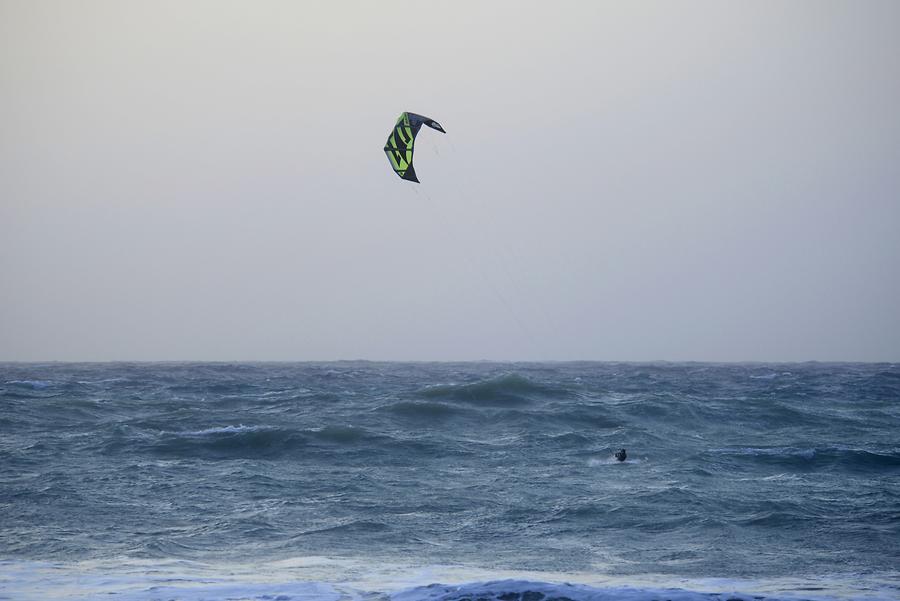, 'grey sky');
2,1,899,362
